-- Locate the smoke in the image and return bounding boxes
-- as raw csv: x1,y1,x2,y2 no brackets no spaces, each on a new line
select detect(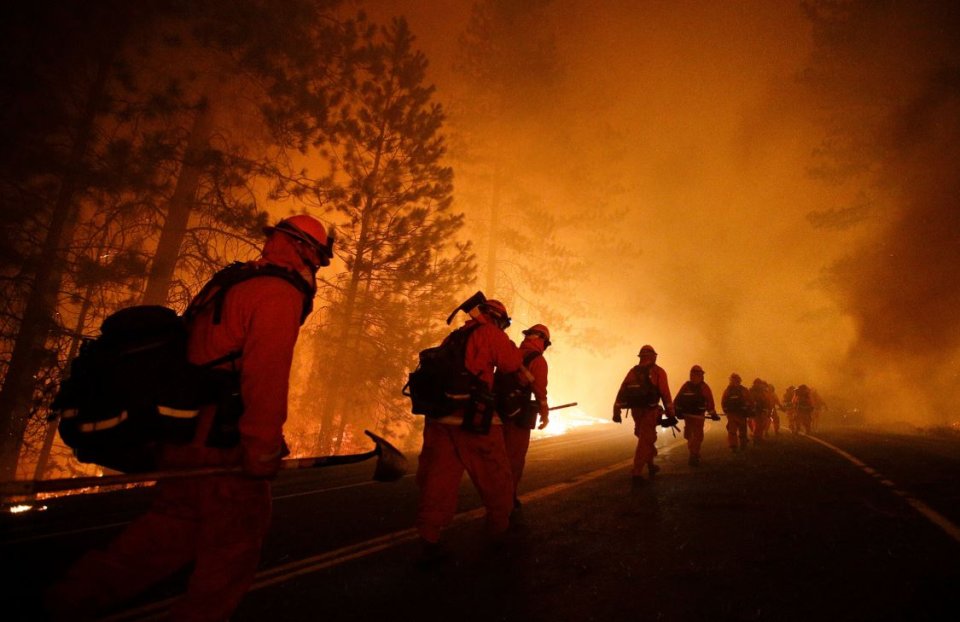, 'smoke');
801,1,960,423
360,0,960,427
